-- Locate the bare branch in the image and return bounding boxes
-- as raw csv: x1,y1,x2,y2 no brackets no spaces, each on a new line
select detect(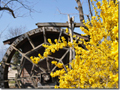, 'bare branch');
88,0,93,18
4,0,18,7
57,8,78,15
0,0,1,7
87,15,90,21
75,0,84,23
0,10,4,18
6,26,27,39
0,24,10,38
0,0,41,18
16,0,32,12
0,7,16,18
